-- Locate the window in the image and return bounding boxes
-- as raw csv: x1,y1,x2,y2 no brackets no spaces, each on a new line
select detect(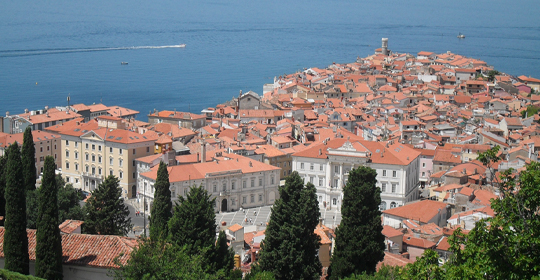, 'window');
383,170,387,176
119,171,123,179
92,144,95,150
259,178,262,186
85,154,89,161
99,156,102,163
232,199,236,206
390,202,397,208
66,140,69,146
133,172,136,179
184,188,188,196
333,198,337,205
310,163,314,170
133,160,135,167
85,143,89,149
393,170,397,177
242,196,247,204
110,147,113,153
92,167,95,175
66,150,69,157
133,149,136,155
47,146,49,151
85,165,89,172
231,181,236,190
92,155,95,162
251,178,255,187
66,162,70,169
422,172,426,177
380,201,387,210
319,178,323,186
171,190,176,197
381,183,386,193
259,194,263,202
243,181,246,188
147,147,150,153
110,158,113,165
310,177,314,184
222,182,226,191
75,164,78,171
334,179,338,188
320,165,323,171
119,159,123,167
75,152,78,159
98,145,102,151
335,165,339,173
213,183,217,193
422,162,426,168
99,168,102,175
301,163,304,169
271,175,275,185
119,149,123,155
110,170,113,176
250,194,255,203
75,142,78,148
40,147,43,152
392,183,397,193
